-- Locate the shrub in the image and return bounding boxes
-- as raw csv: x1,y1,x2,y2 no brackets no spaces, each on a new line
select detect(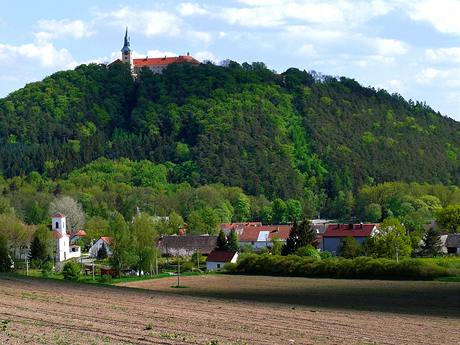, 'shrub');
319,251,333,259
41,260,54,277
234,254,458,280
223,262,237,273
62,261,81,281
293,245,321,260
180,261,194,272
98,274,113,284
